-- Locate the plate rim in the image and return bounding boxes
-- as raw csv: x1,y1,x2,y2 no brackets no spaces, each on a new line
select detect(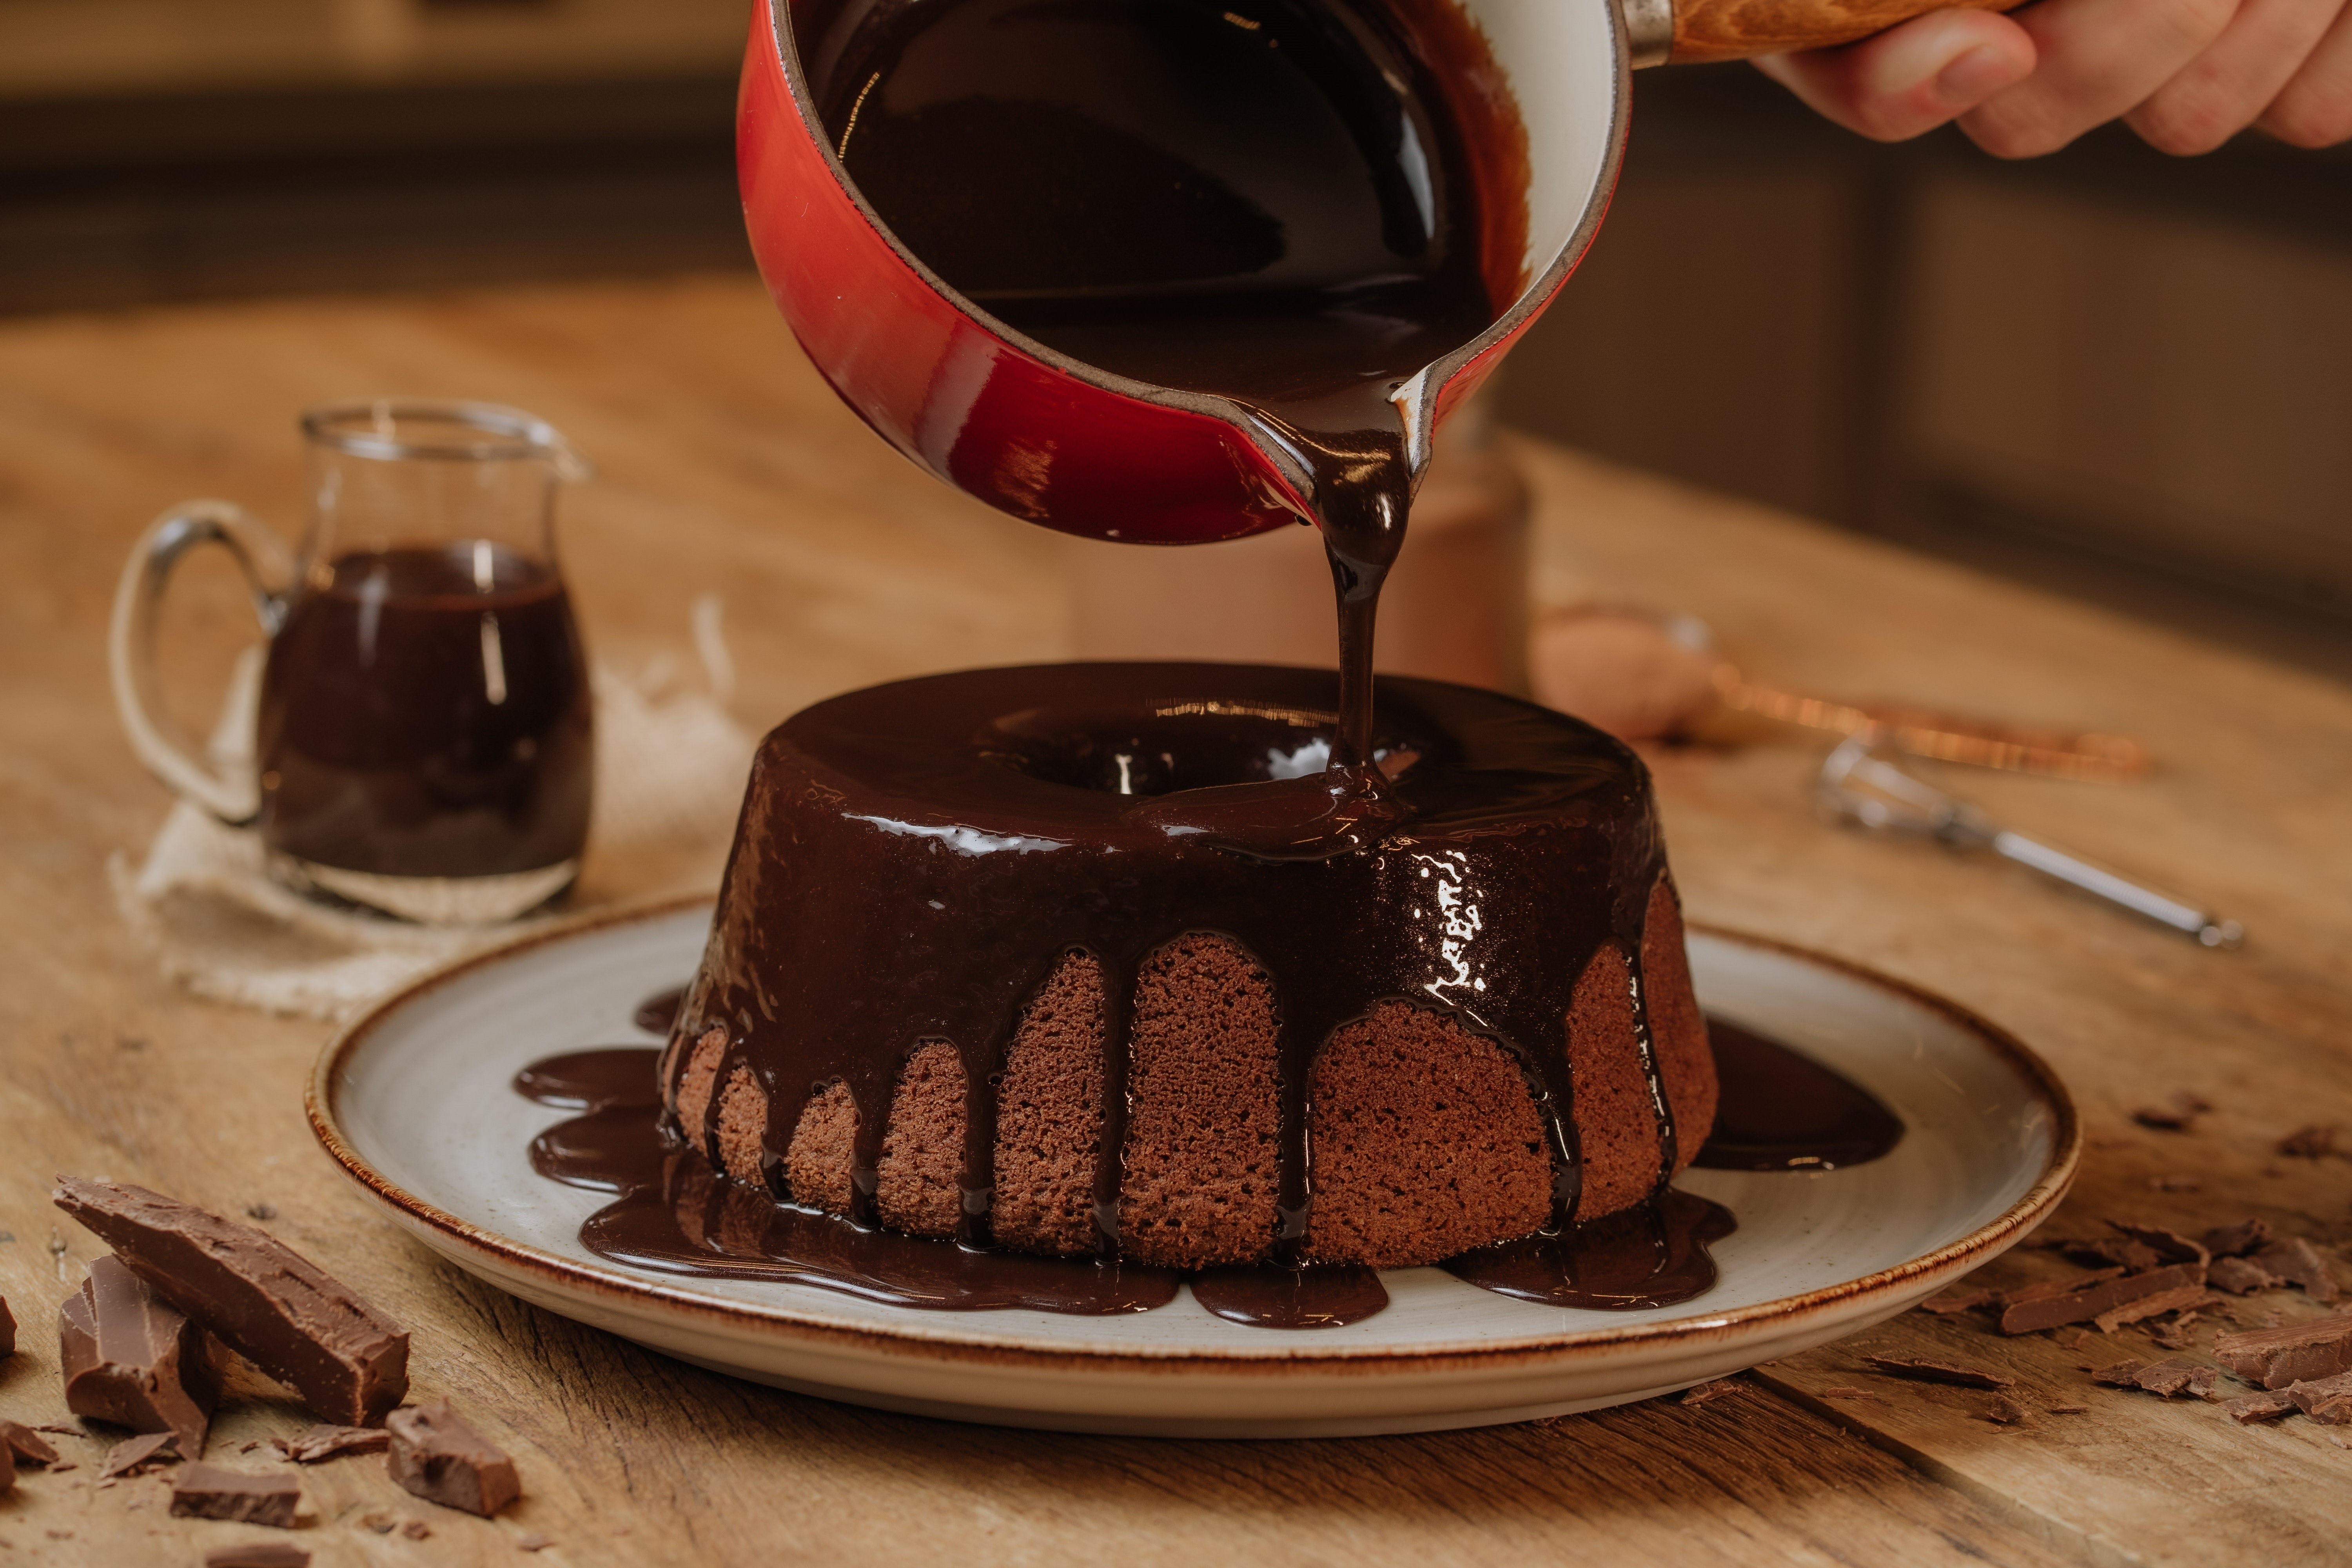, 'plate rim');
307,895,2080,1378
